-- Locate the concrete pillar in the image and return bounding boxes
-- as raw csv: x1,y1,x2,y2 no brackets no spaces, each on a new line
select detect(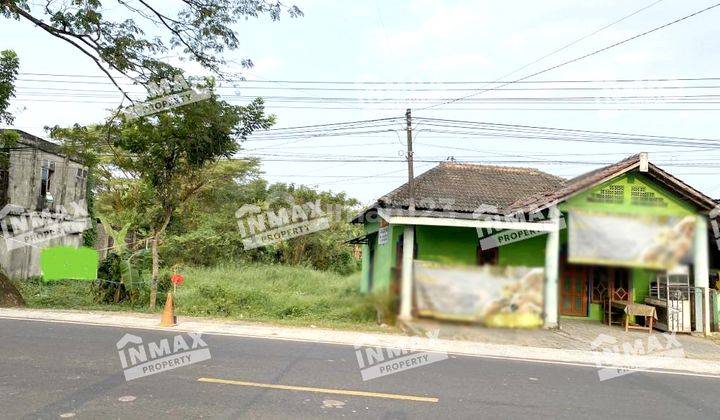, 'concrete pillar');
694,215,710,335
399,225,415,320
543,208,561,328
